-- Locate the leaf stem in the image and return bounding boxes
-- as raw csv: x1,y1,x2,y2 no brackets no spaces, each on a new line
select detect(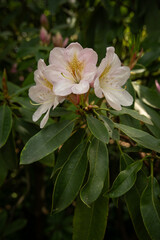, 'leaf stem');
150,159,154,178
